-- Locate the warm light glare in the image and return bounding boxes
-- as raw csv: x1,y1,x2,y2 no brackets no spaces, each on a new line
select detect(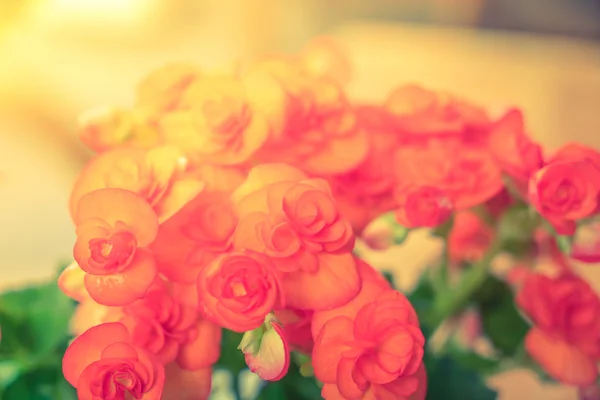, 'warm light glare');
49,0,146,16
